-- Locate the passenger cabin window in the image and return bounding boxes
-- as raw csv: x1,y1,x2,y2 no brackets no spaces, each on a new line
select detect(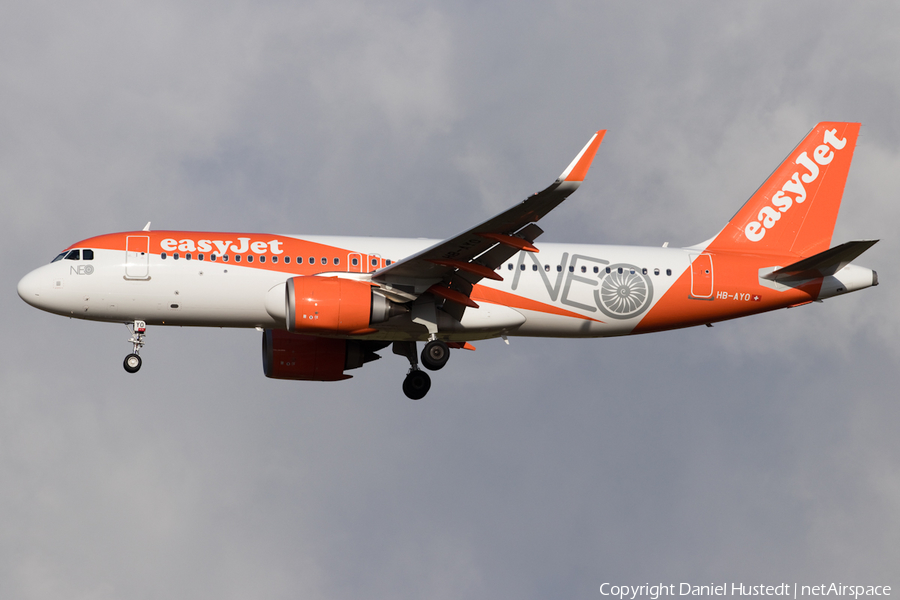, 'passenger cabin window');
386,259,392,266
532,265,538,271
556,265,562,272
333,258,339,265
544,265,550,272
260,256,267,263
65,250,80,260
234,254,241,262
520,264,525,271
161,253,167,259
352,258,359,266
666,269,672,276
321,257,327,265
308,257,314,265
654,268,660,276
371,258,378,266
246,255,253,263
198,254,204,261
82,249,94,260
593,266,599,273
186,253,192,260
173,253,179,260
210,254,217,261
222,255,229,262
